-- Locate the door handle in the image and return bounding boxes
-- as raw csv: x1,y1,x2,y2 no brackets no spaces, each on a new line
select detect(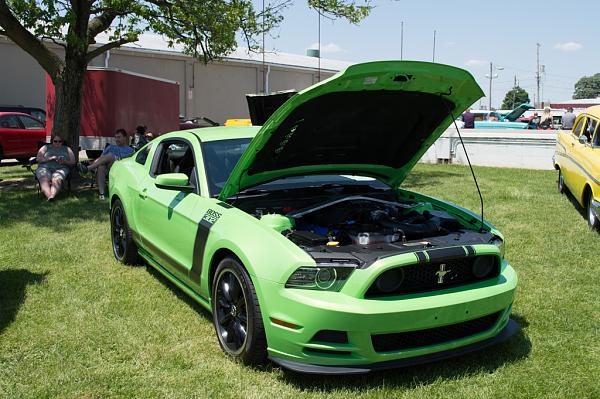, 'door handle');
139,188,148,199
